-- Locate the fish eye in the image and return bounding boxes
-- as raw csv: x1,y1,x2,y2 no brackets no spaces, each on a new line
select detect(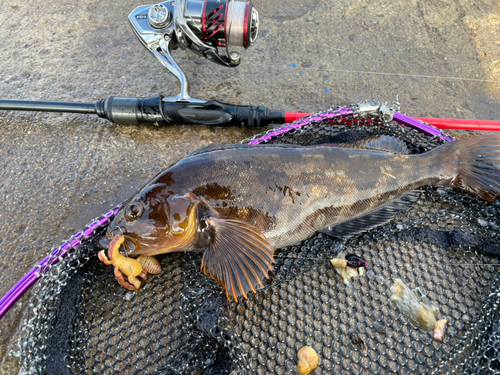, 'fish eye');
125,202,143,221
